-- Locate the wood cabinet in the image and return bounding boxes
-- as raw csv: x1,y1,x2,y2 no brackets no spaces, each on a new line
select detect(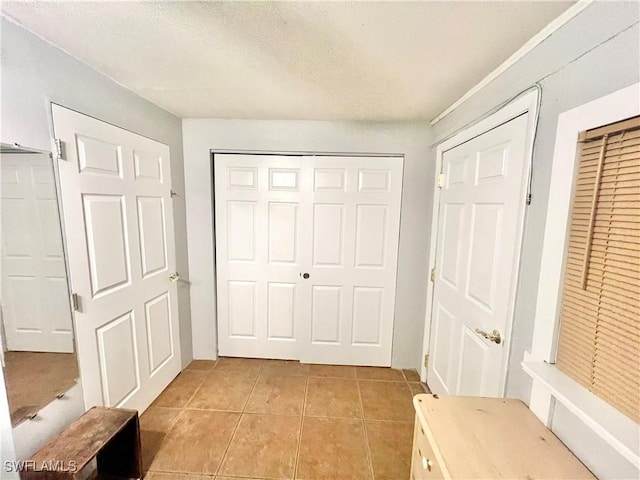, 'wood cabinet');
411,394,595,479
